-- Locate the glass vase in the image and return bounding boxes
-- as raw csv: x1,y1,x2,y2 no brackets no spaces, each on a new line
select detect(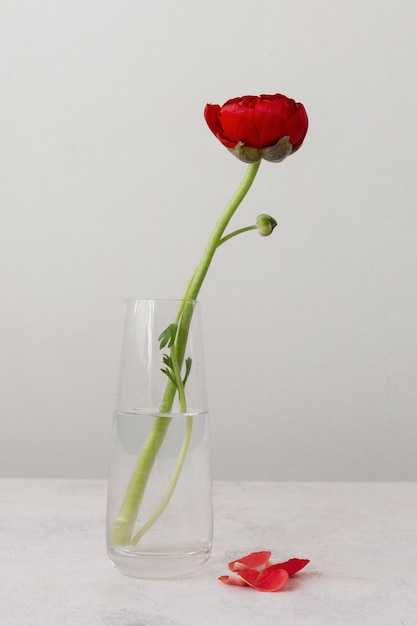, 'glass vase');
106,299,212,579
